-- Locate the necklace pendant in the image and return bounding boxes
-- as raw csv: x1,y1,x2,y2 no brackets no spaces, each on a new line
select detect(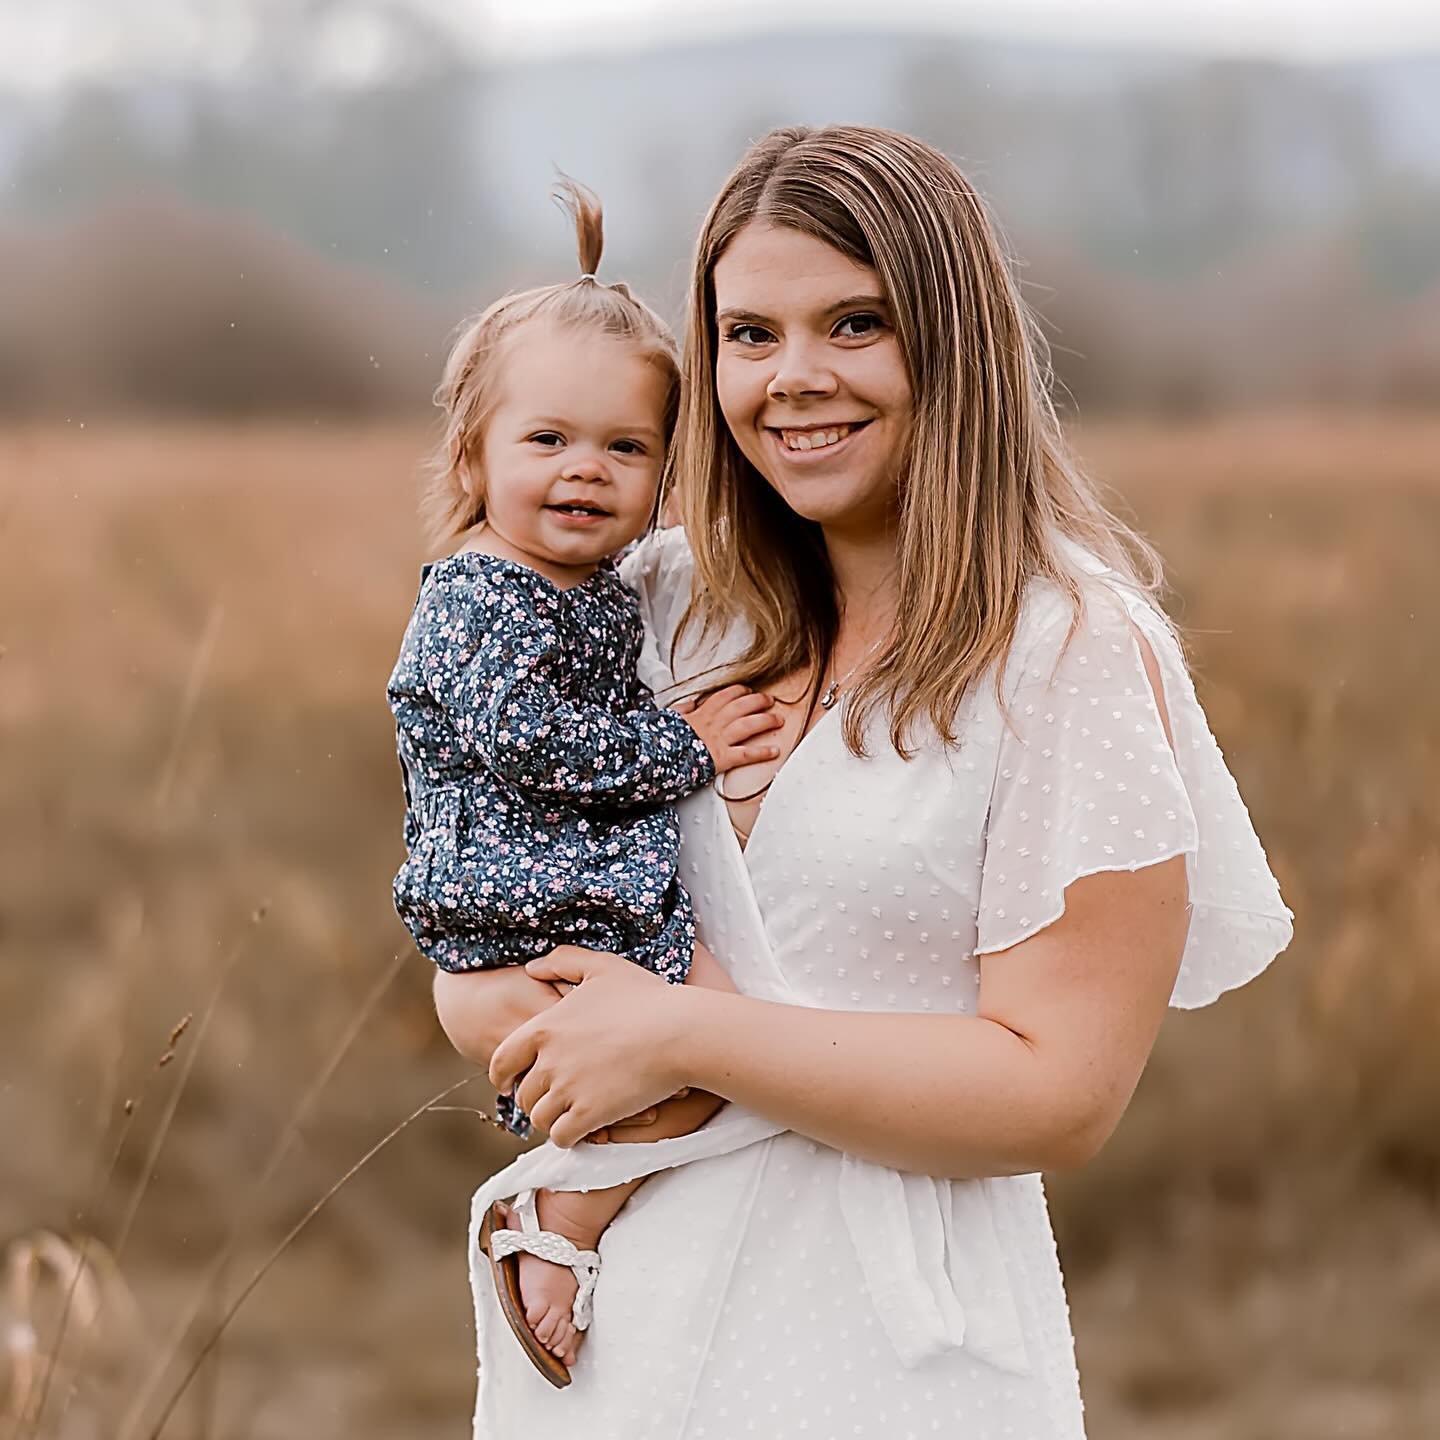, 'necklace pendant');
819,681,839,710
